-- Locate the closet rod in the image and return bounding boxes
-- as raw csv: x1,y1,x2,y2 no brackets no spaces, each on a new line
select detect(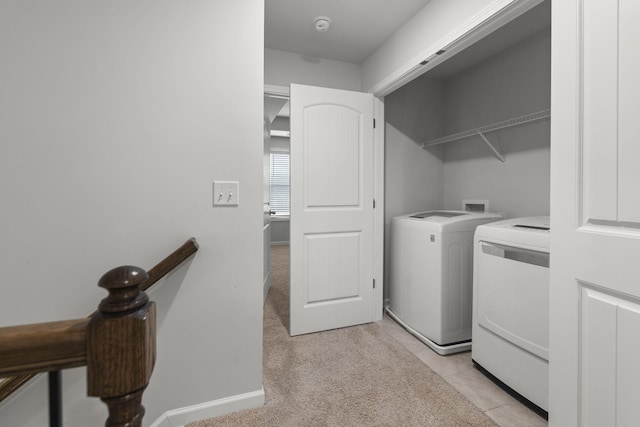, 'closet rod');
422,109,550,148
